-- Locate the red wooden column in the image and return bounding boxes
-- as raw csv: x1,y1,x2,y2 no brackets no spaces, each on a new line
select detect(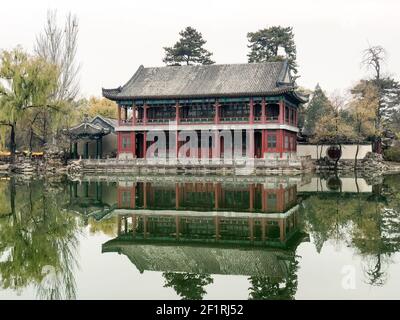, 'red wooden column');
215,216,220,241
117,132,121,156
214,101,220,124
262,185,266,212
214,130,220,158
261,98,266,124
175,102,180,124
261,218,266,242
131,132,136,158
249,183,255,211
261,129,266,159
279,219,285,242
277,129,284,158
278,185,284,212
143,105,148,125
248,129,255,158
132,185,136,208
143,182,147,209
214,183,221,209
175,183,180,209
143,131,147,159
249,98,254,124
279,99,284,124
249,218,254,242
176,130,179,158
